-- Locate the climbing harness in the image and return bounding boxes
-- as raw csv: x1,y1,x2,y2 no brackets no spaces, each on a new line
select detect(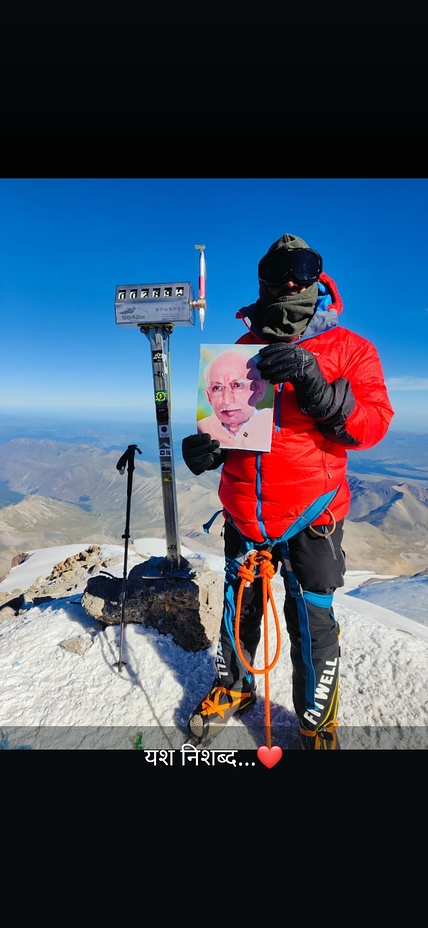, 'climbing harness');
203,486,340,748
